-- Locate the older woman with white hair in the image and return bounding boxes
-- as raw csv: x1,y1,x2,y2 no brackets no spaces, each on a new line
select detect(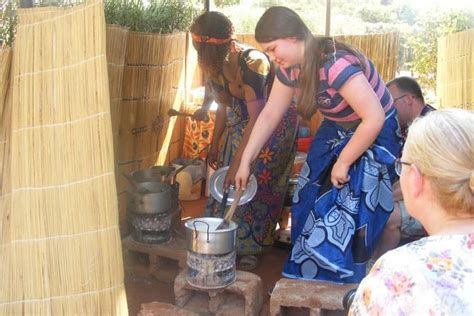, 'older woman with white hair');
350,109,474,315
